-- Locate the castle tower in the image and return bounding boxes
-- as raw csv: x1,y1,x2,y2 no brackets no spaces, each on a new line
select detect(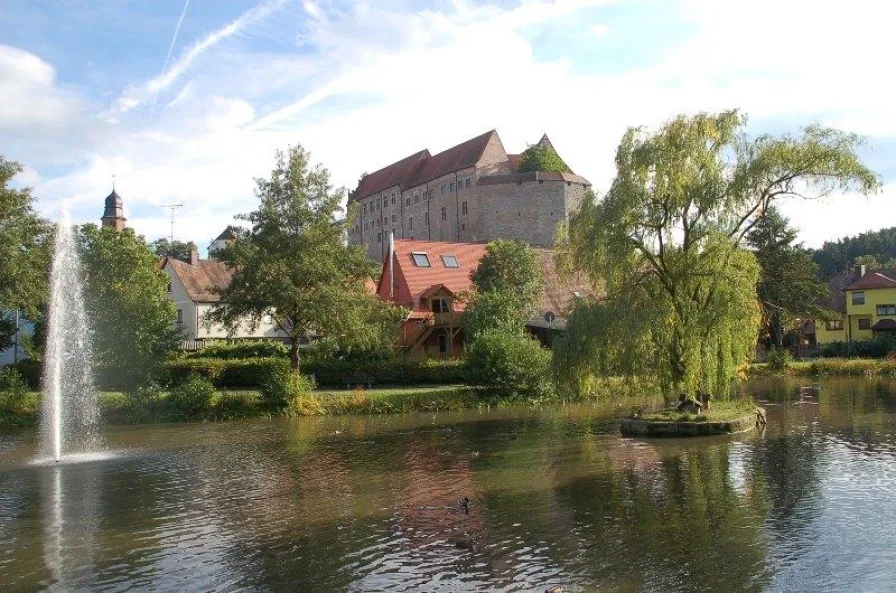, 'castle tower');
208,226,237,260
101,188,126,230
